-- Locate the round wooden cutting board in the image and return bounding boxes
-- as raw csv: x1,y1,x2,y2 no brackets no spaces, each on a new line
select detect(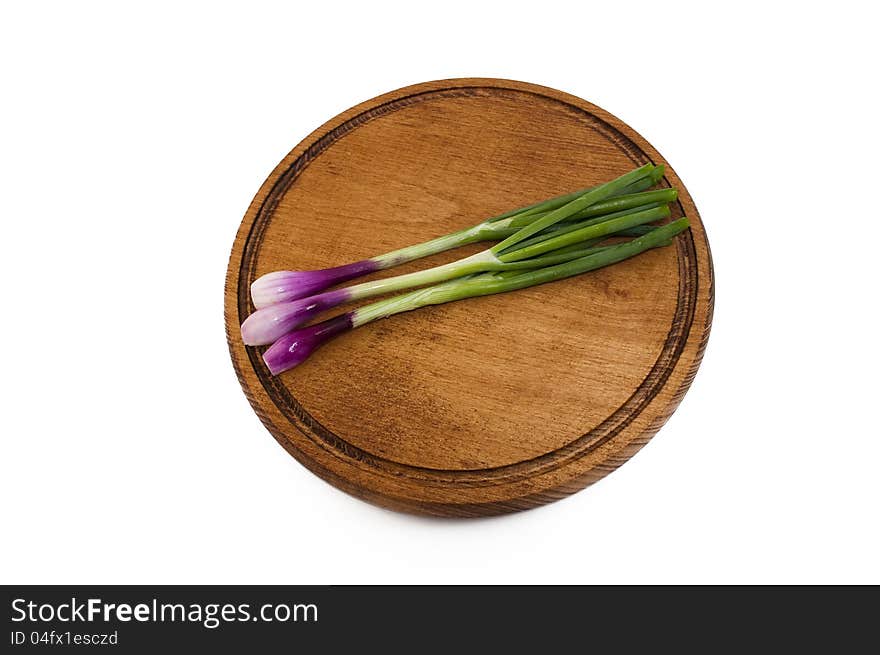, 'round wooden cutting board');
225,79,713,517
